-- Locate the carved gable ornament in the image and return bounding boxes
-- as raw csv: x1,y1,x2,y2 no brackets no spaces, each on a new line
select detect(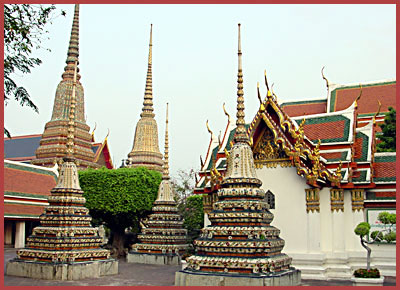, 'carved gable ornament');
253,128,291,168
